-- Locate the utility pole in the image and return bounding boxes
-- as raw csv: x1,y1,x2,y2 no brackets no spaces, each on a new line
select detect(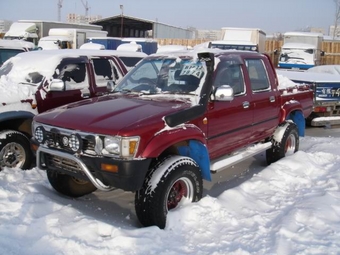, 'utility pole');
120,4,124,38
57,0,63,21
